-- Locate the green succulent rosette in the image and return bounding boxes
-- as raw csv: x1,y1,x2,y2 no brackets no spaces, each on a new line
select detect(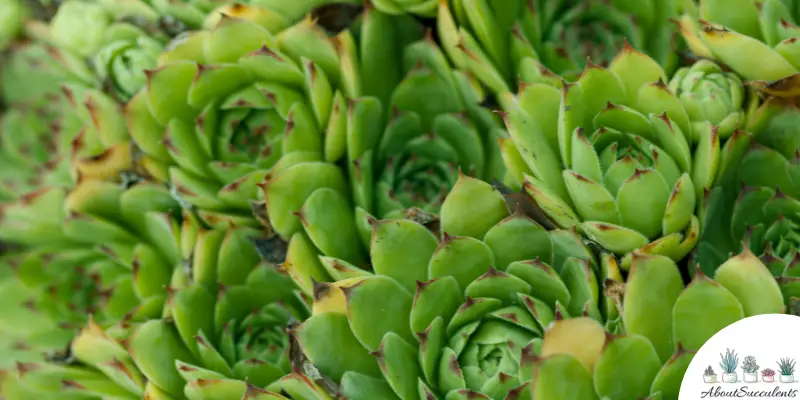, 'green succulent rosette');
260,33,505,273
1,178,308,399
692,96,800,311
0,79,149,250
26,0,343,102
0,176,183,343
435,0,680,95
0,37,150,205
0,181,178,398
282,175,784,400
498,46,716,265
24,0,174,100
0,41,102,201
677,0,800,97
0,250,92,371
667,59,756,141
287,175,609,399
124,15,329,228
532,250,783,399
122,265,306,399
5,264,307,400
532,0,681,78
124,6,419,230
